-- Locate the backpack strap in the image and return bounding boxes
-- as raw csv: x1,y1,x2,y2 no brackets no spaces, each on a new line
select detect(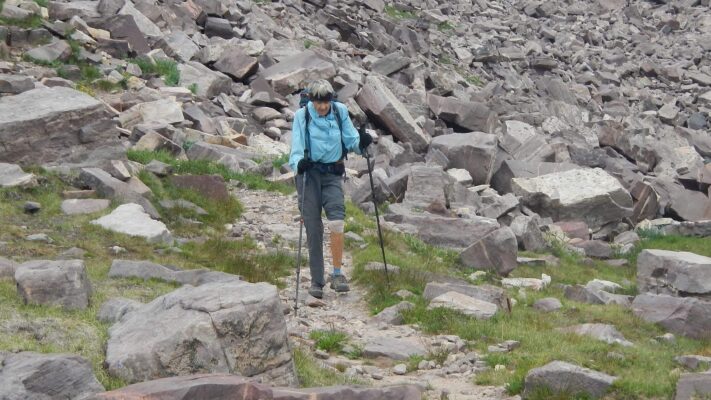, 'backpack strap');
331,103,348,161
303,105,311,161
